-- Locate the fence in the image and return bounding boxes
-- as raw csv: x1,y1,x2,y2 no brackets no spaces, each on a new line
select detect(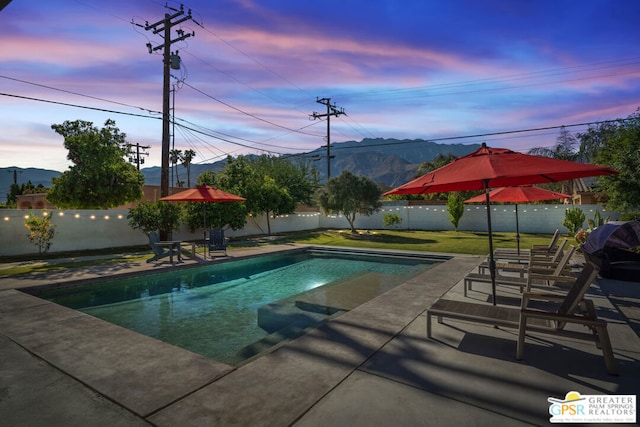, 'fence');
0,203,617,257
